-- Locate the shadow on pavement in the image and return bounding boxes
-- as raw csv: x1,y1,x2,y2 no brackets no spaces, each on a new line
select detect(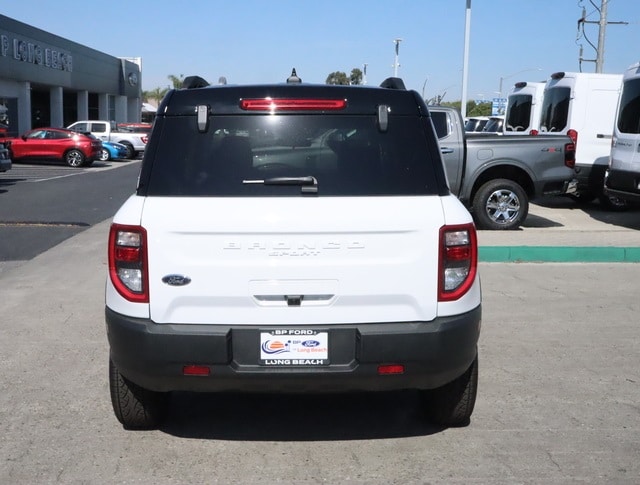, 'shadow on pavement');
161,390,442,441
